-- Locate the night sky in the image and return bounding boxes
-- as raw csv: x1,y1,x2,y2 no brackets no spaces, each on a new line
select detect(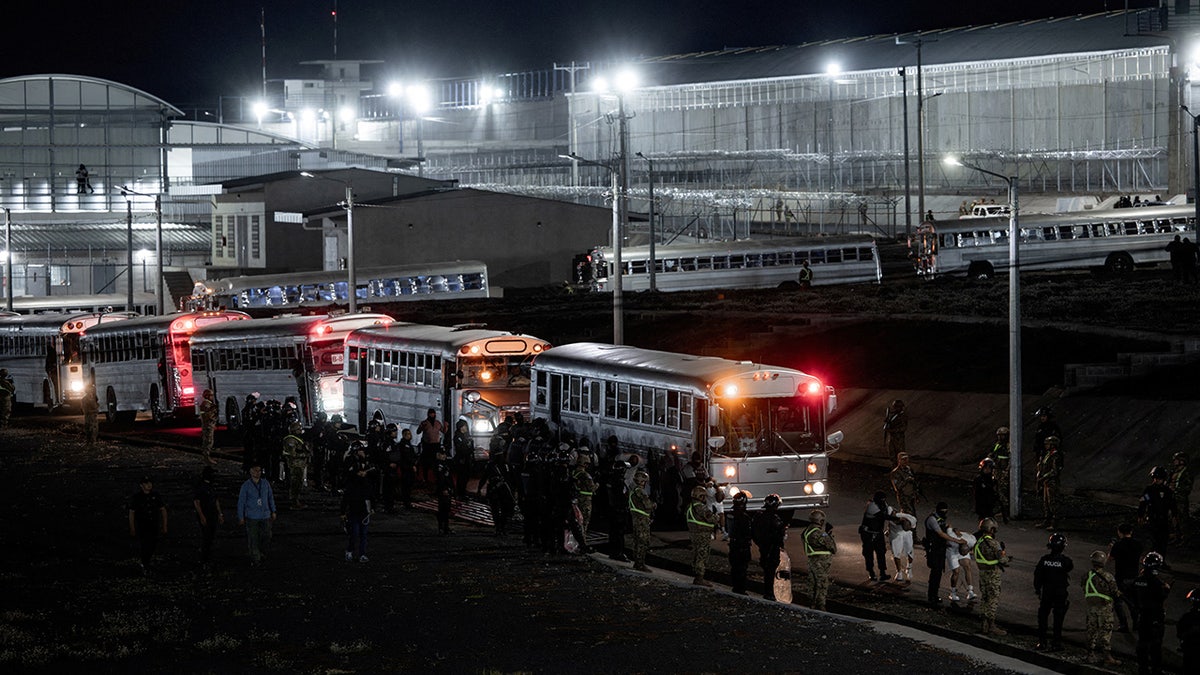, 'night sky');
4,1,1148,108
